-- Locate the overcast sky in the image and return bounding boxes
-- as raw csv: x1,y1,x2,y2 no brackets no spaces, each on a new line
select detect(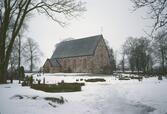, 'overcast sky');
26,0,152,66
